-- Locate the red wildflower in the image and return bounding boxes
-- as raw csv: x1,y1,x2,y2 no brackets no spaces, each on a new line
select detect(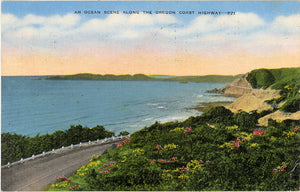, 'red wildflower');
232,137,242,148
155,145,164,150
233,142,240,148
108,162,115,166
183,127,192,134
159,159,166,163
179,167,189,173
253,128,267,136
171,157,178,162
56,176,68,182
